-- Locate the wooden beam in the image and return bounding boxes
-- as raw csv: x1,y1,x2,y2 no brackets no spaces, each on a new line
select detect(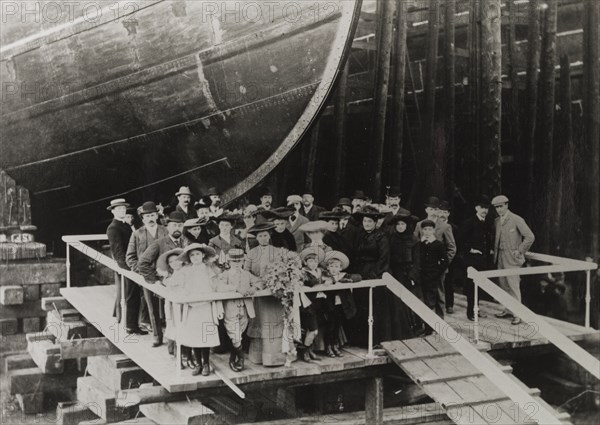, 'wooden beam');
444,0,456,201
479,0,503,197
304,120,320,193
539,0,559,253
59,337,121,359
333,60,349,200
467,0,481,199
369,0,396,199
391,0,409,188
365,377,384,425
506,1,521,154
583,0,600,258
